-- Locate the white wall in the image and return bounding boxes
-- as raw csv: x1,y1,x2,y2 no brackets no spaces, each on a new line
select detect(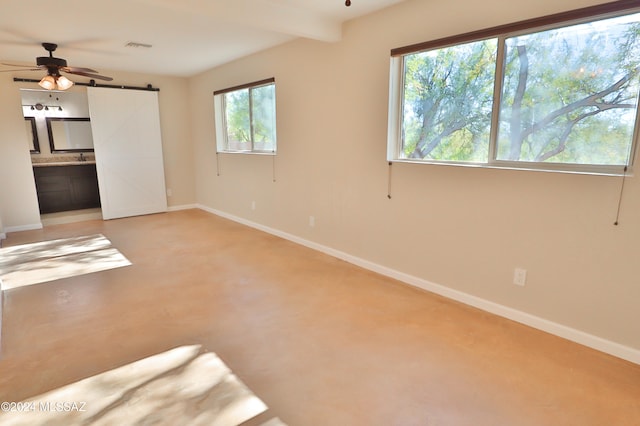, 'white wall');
190,0,640,359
